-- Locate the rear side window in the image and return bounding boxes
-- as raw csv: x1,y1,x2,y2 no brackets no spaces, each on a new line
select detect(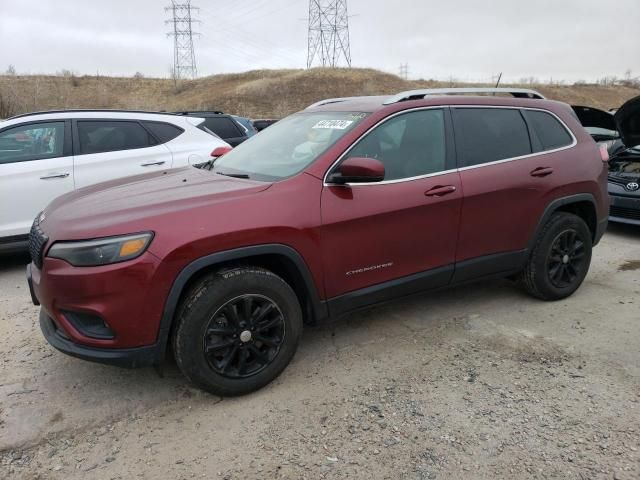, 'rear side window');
77,121,156,154
0,122,65,164
203,117,243,139
142,121,183,143
524,110,573,151
453,108,532,167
